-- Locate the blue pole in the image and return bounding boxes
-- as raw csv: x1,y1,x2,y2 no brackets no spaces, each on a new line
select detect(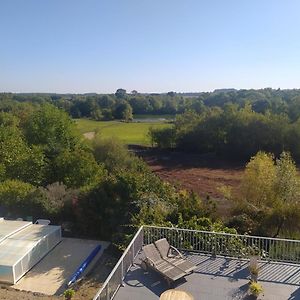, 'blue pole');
67,244,102,286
